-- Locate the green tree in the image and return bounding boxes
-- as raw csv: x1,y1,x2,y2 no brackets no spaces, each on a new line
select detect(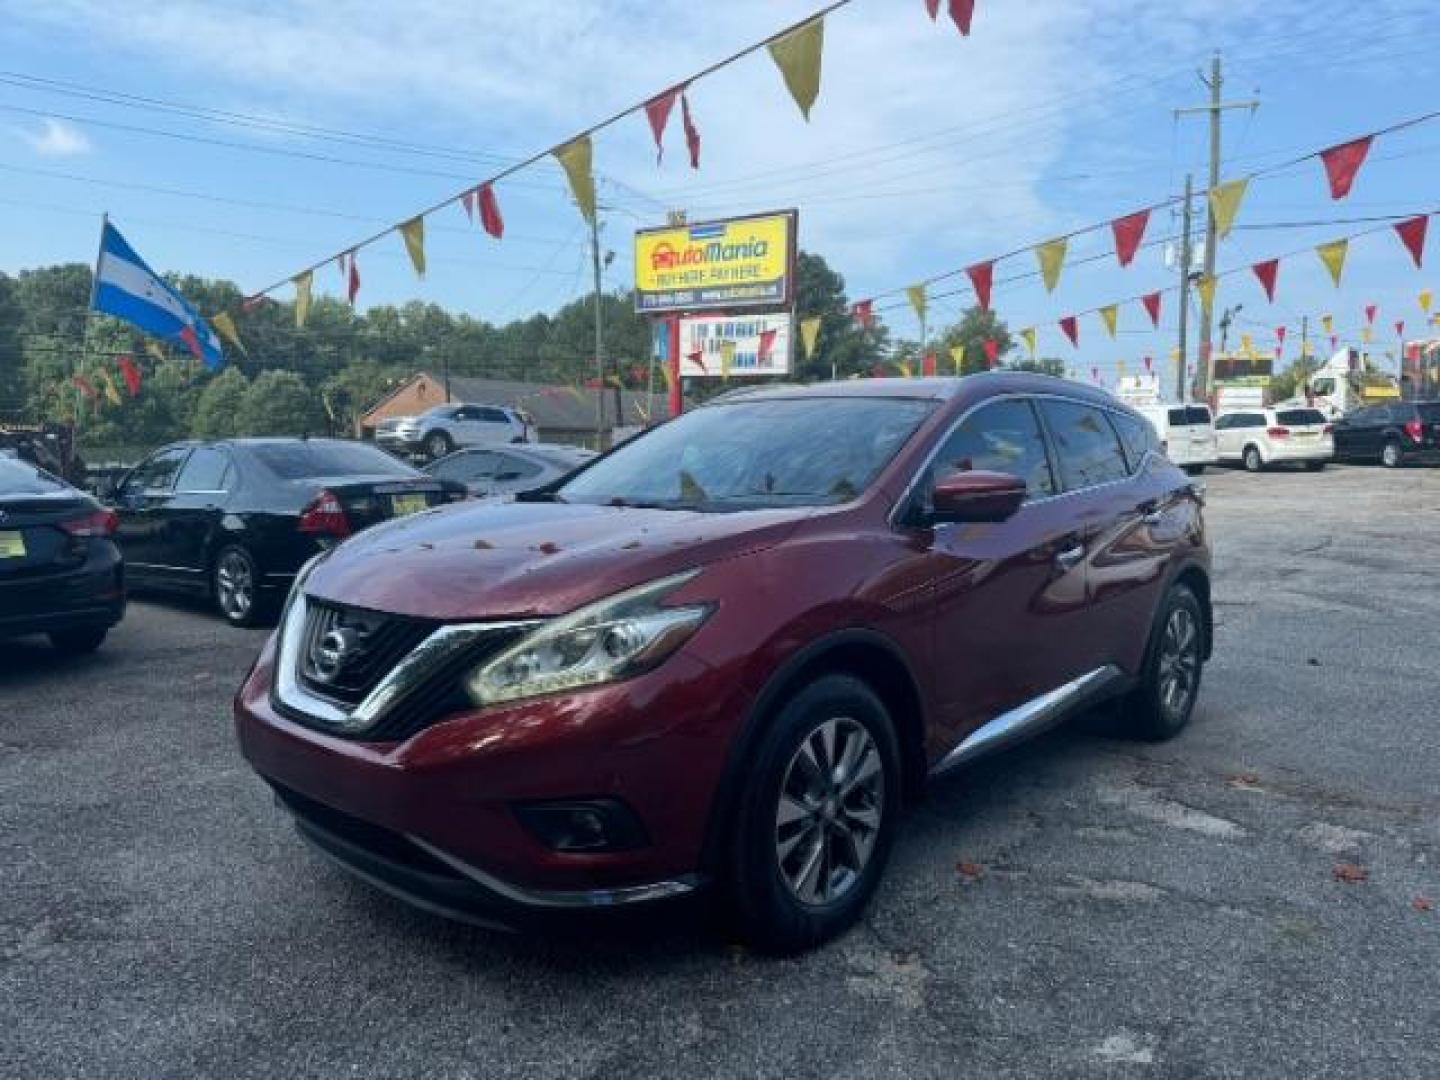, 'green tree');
236,370,323,436
1008,356,1065,377
793,251,888,381
192,368,251,438
0,272,22,417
